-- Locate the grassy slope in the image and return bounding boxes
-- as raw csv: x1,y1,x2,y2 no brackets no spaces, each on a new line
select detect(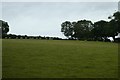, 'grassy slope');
2,39,118,78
